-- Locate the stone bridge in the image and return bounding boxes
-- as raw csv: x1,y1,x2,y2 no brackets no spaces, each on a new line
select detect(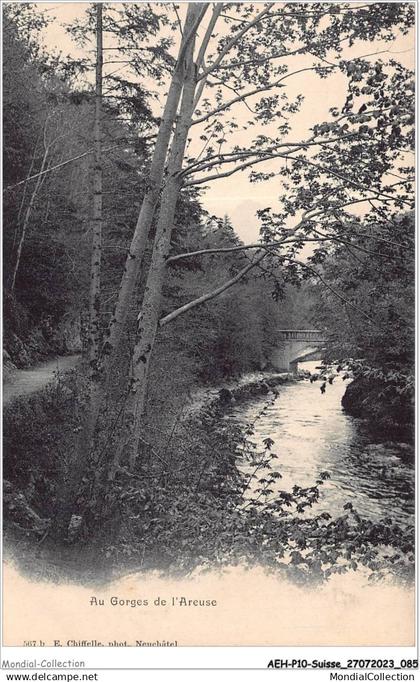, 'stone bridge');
270,329,326,373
